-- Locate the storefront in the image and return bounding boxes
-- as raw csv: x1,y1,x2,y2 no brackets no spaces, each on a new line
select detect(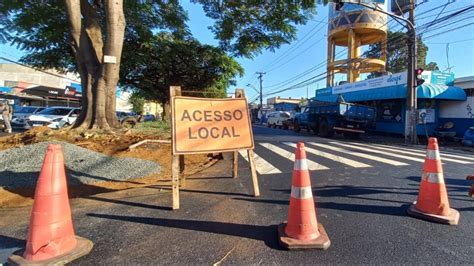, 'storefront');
314,71,466,136
23,85,82,107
